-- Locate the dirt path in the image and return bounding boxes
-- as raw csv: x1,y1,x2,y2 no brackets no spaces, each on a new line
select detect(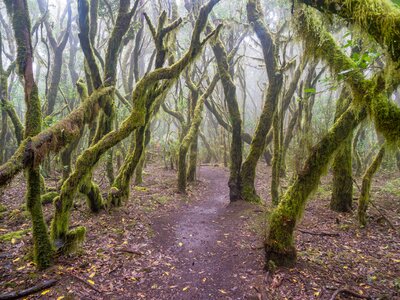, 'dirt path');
140,166,265,299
